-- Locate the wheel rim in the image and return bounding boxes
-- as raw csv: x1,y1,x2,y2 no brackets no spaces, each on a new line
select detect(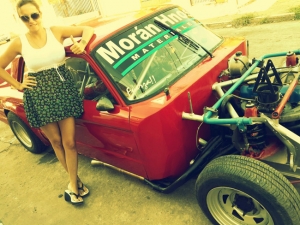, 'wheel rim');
207,187,274,225
11,121,33,148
